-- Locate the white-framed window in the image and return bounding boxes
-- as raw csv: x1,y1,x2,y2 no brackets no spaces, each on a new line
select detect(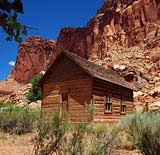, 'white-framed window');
121,97,126,113
105,93,112,112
